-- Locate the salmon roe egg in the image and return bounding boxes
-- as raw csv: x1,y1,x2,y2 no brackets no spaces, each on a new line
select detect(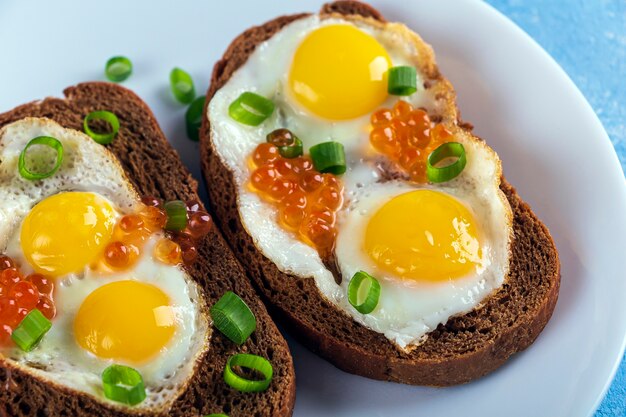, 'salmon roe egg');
9,281,39,310
37,295,56,320
369,101,453,182
0,324,12,344
119,214,144,232
141,195,163,208
0,256,15,271
140,205,168,231
104,241,135,269
188,211,212,238
27,274,54,297
154,238,183,265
